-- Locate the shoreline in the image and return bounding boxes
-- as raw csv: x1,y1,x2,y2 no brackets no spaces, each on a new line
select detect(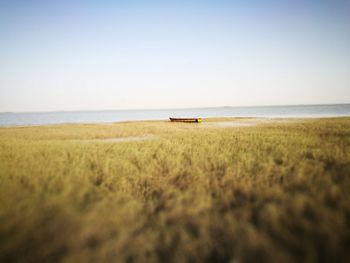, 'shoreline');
0,116,349,128
0,104,349,127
